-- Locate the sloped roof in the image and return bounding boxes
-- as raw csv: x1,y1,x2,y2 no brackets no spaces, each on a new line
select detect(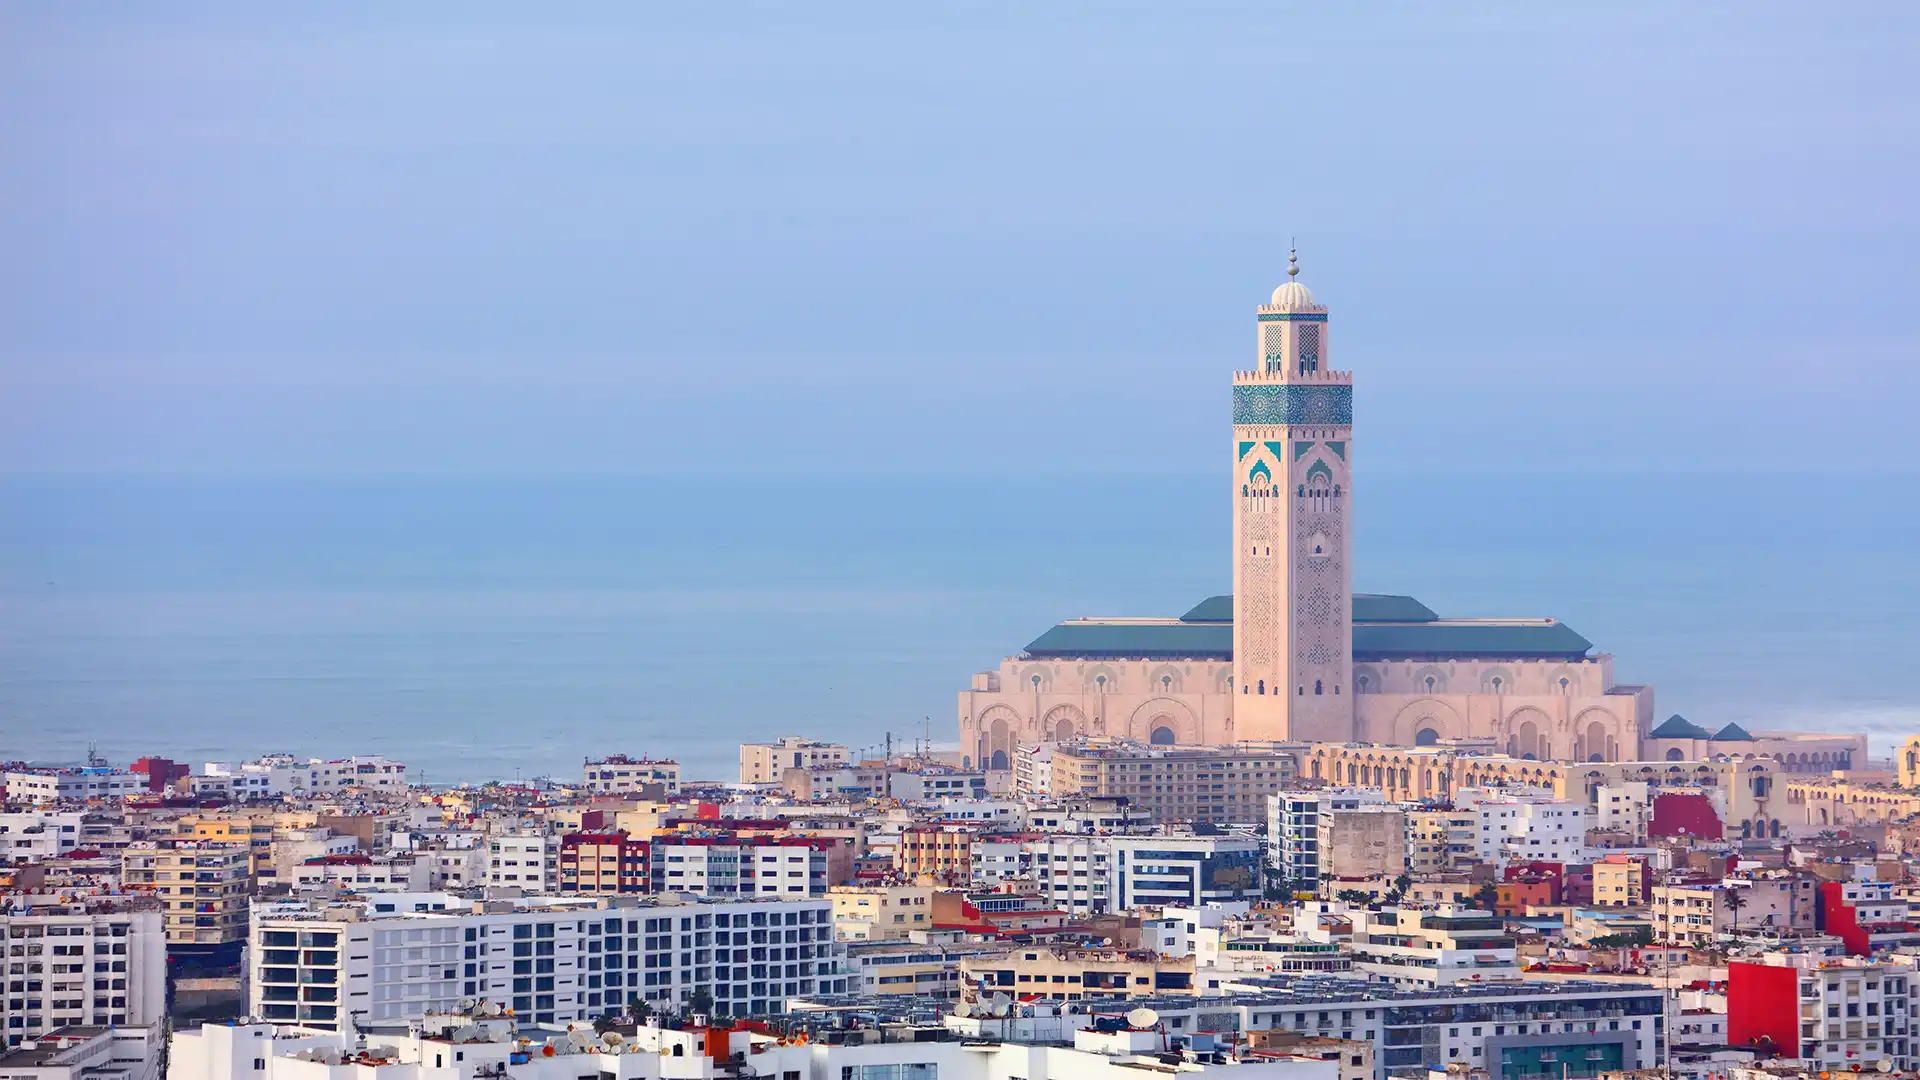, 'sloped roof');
1710,722,1755,742
1022,592,1593,662
1178,593,1439,624
1650,715,1713,739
